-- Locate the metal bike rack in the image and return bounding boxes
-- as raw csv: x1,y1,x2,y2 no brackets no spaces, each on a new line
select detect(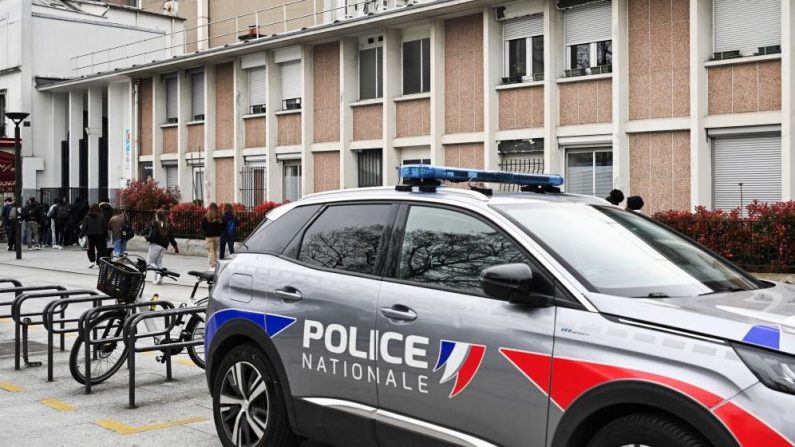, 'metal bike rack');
123,306,207,408
41,294,117,382
4,285,68,370
12,289,99,371
78,301,176,395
